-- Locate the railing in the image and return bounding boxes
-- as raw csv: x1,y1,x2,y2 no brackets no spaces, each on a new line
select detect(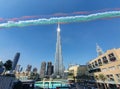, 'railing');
107,80,116,84
95,80,116,84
